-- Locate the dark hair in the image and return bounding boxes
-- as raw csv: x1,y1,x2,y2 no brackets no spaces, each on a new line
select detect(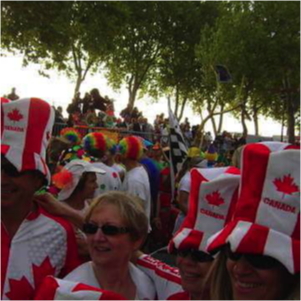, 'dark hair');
72,172,91,194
